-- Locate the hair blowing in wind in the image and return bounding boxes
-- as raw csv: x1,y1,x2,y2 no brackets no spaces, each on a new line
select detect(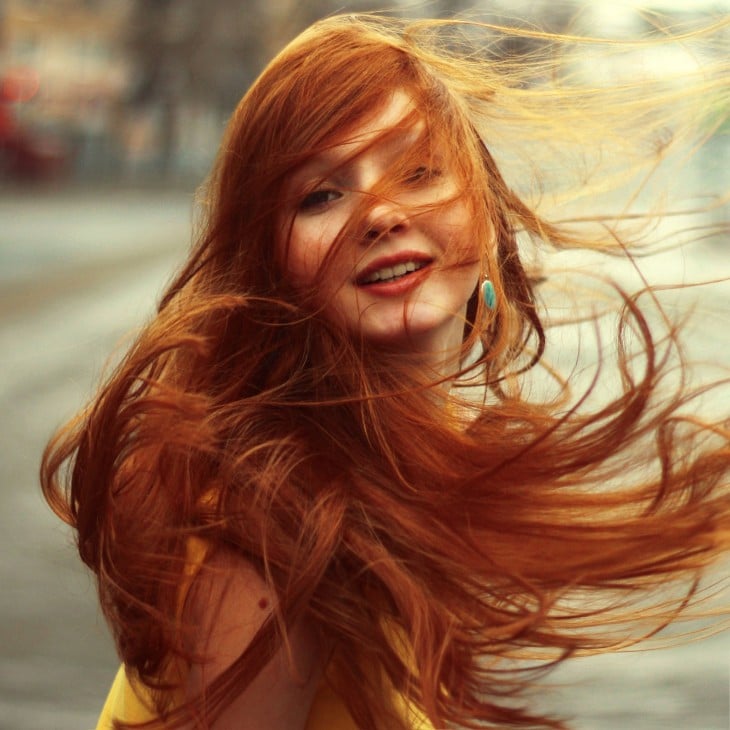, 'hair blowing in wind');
41,13,730,730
